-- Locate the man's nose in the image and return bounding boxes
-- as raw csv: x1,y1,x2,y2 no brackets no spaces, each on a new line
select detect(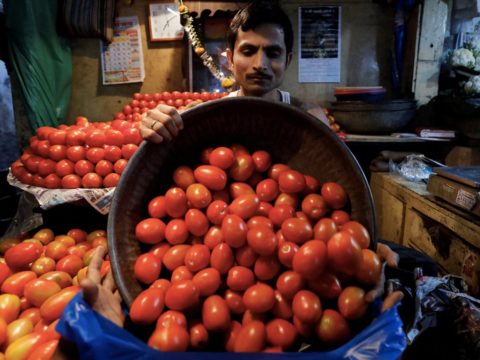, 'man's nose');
252,51,268,72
